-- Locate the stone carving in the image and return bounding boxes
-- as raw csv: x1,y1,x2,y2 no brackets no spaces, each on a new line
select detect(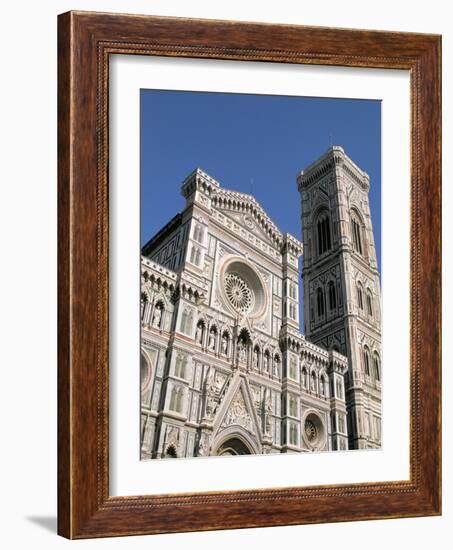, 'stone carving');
264,389,273,435
221,333,229,355
152,304,163,328
224,272,253,313
220,389,253,433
